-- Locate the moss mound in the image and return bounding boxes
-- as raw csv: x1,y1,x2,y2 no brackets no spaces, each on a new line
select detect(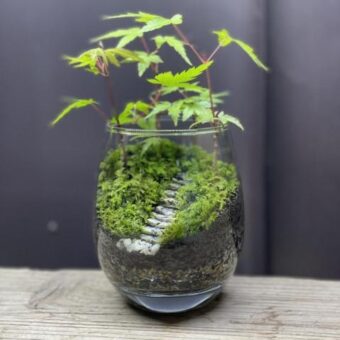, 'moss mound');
96,138,239,244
